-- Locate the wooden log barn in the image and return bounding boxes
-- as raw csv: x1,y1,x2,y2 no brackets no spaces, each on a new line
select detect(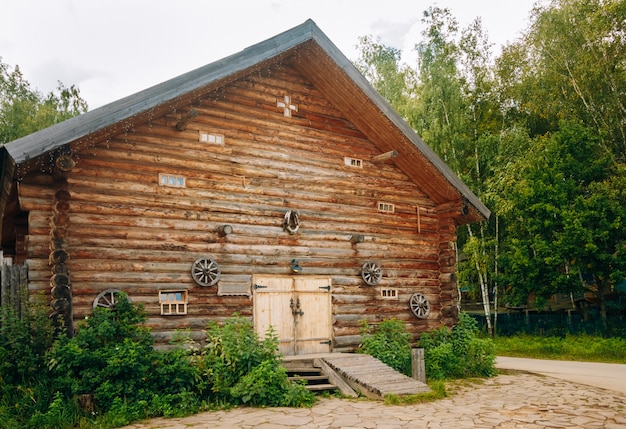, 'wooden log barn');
0,20,489,354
